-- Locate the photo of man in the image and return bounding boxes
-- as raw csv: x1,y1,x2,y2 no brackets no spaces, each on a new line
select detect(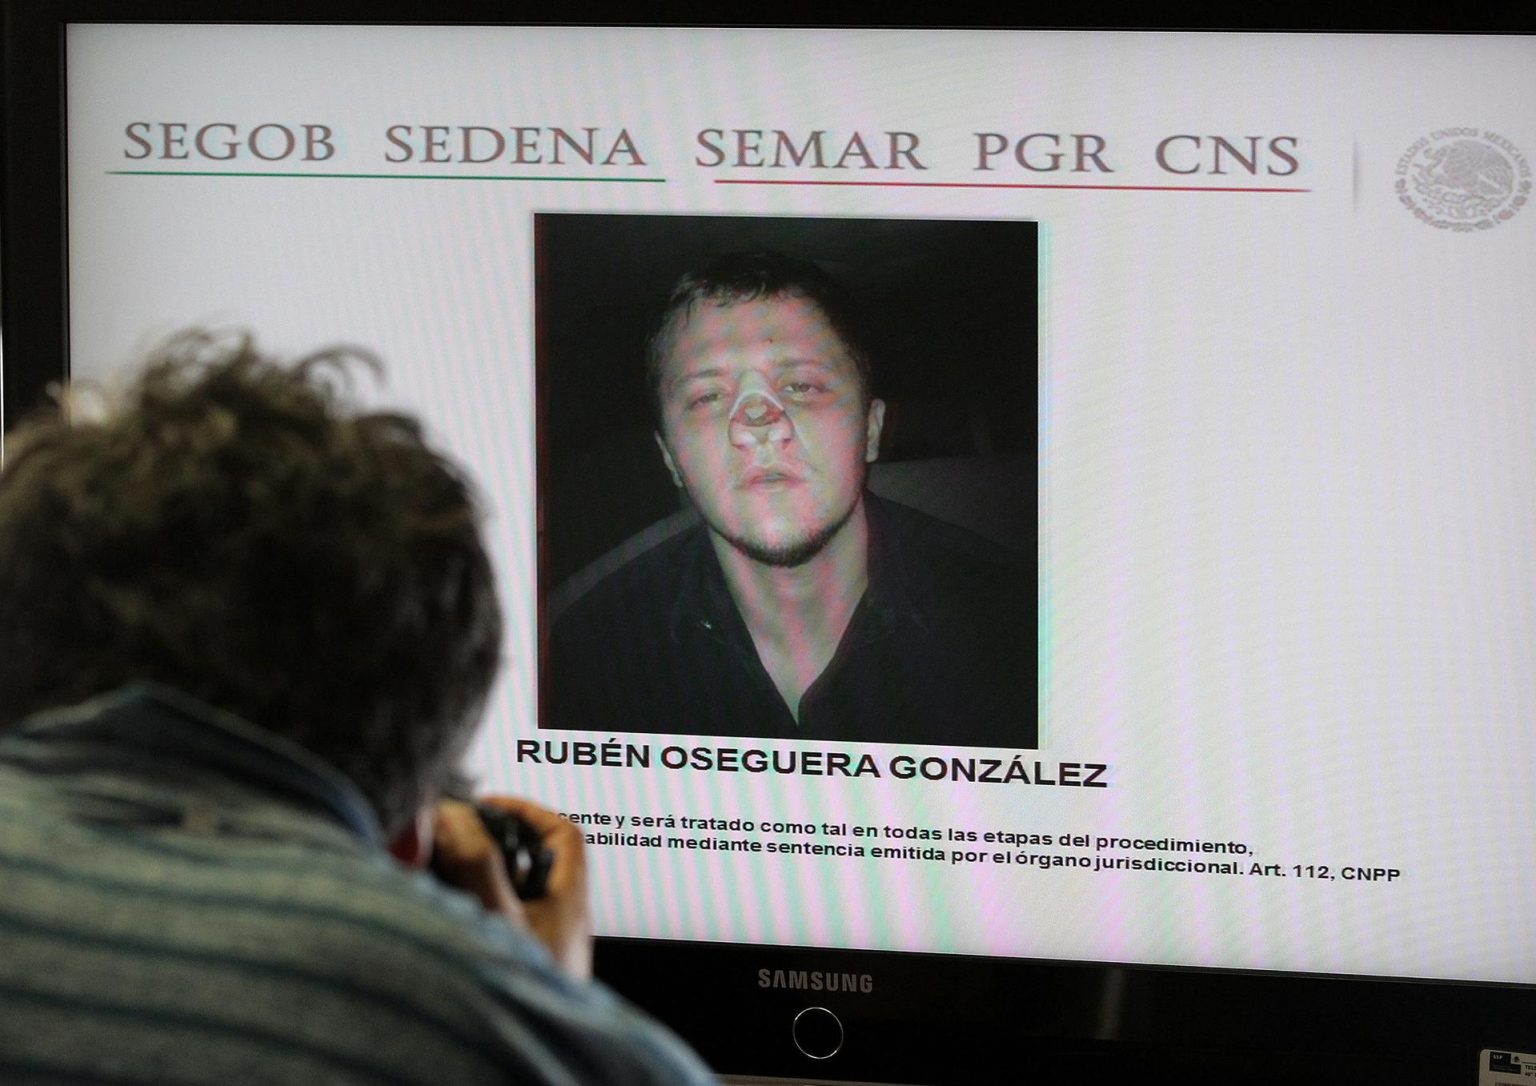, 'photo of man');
538,215,1036,748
